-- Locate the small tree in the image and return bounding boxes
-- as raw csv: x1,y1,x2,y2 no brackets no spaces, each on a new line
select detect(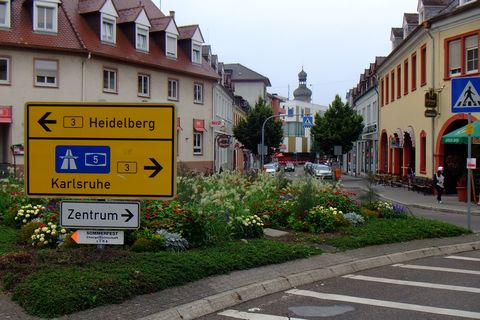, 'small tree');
233,98,283,157
310,95,364,156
